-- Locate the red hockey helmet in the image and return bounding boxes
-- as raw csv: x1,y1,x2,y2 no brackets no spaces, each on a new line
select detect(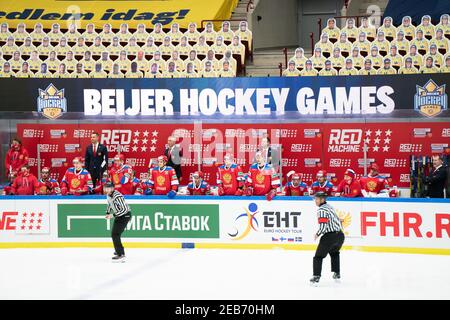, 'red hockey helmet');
192,171,203,179
287,170,301,180
158,155,168,163
224,153,233,162
344,168,356,179
41,167,50,173
73,156,84,164
291,172,302,180
316,170,327,178
369,163,379,172
114,154,125,162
